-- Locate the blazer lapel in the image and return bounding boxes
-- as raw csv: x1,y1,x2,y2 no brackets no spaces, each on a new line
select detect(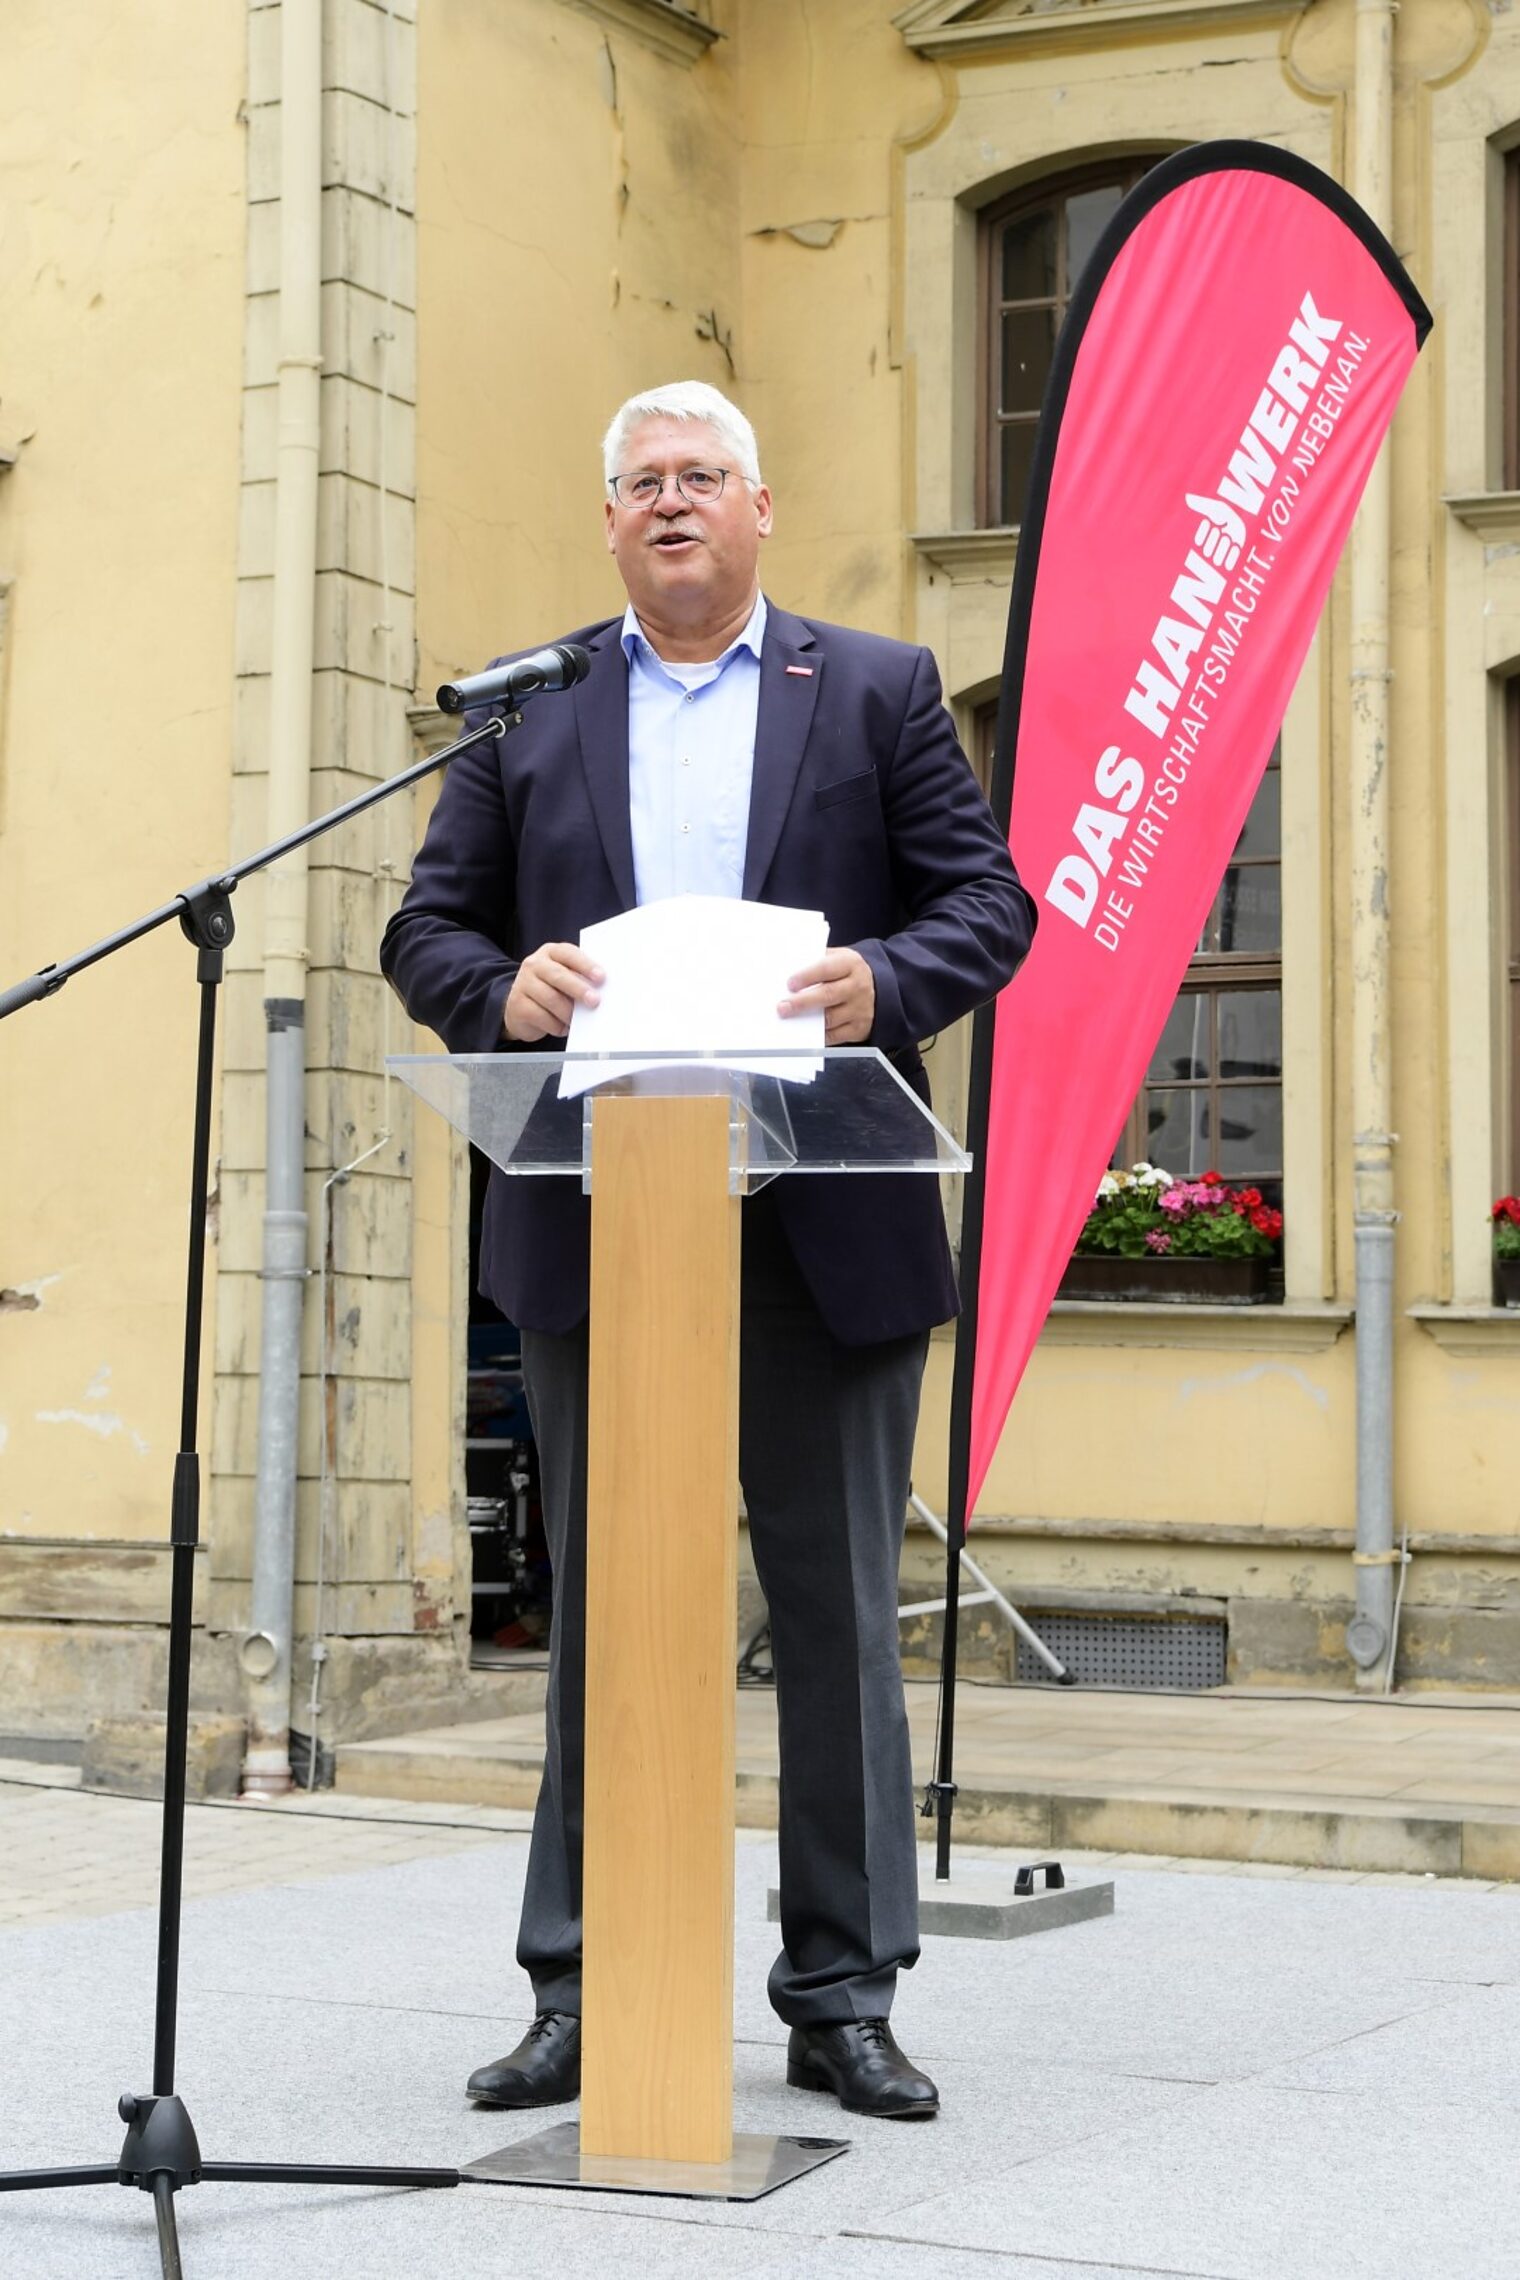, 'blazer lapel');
572,624,637,911
744,607,820,899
